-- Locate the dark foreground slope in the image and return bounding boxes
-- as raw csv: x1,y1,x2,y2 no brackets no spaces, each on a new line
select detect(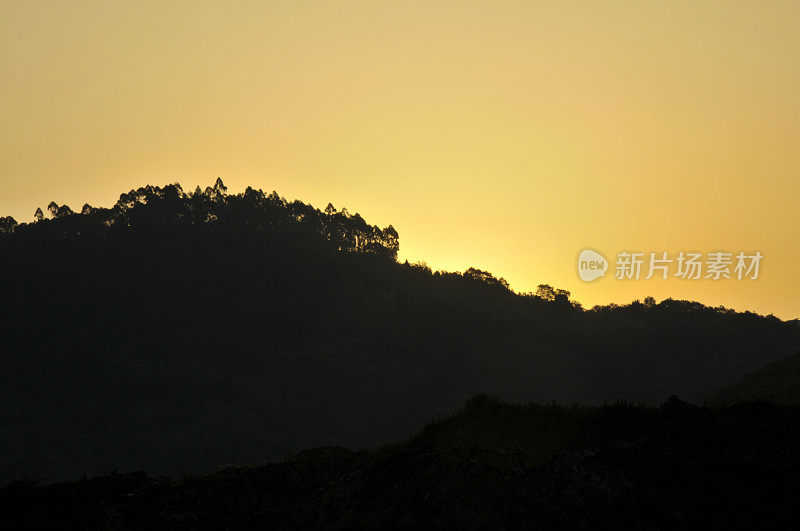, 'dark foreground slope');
707,350,800,406
1,181,799,483
3,395,799,529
